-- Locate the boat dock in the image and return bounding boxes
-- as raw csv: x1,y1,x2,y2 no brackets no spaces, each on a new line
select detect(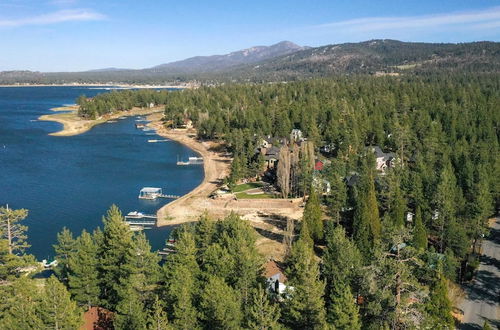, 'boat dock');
124,211,157,226
148,139,169,143
158,238,177,259
176,156,203,166
138,187,180,200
